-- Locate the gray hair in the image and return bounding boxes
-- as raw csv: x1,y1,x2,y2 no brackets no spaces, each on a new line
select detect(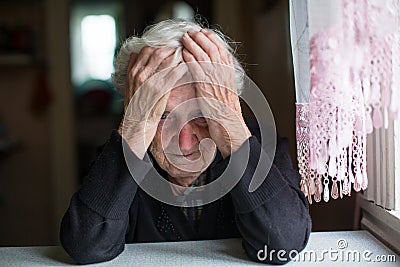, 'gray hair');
111,19,245,96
